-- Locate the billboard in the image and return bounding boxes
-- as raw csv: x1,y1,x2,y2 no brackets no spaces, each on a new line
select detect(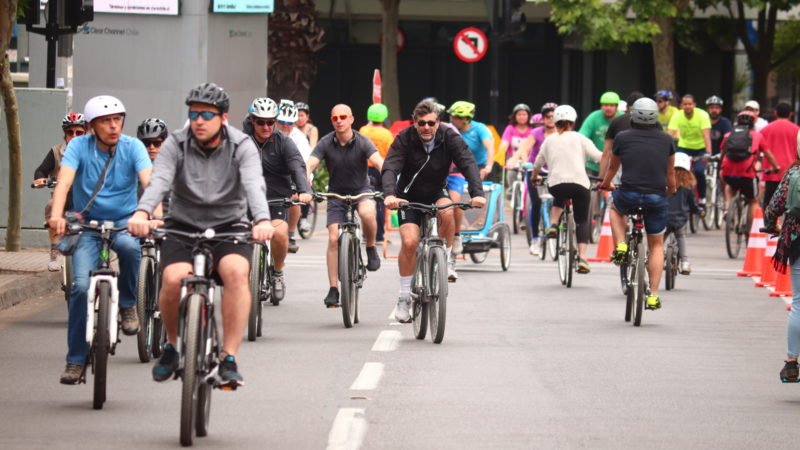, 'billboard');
212,0,274,14
94,0,179,15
